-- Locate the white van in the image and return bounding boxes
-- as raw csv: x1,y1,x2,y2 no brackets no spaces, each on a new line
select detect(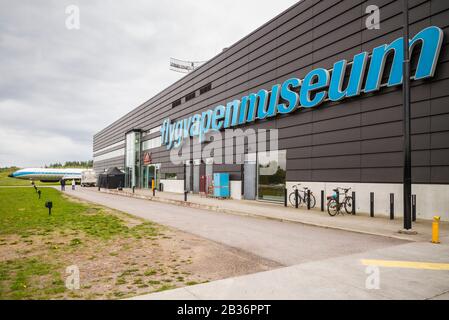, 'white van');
81,169,97,187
